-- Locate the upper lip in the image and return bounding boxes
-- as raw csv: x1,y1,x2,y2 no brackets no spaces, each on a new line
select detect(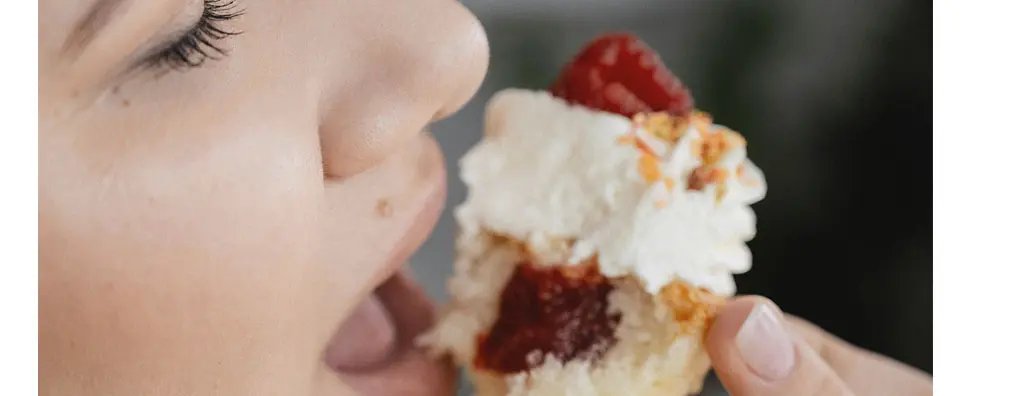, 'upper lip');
368,137,447,290
320,131,448,323
320,132,448,304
